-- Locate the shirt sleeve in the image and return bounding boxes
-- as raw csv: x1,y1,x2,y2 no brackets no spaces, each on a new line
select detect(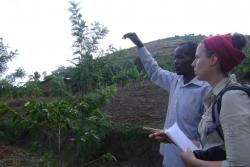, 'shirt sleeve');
220,90,250,167
138,47,177,91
